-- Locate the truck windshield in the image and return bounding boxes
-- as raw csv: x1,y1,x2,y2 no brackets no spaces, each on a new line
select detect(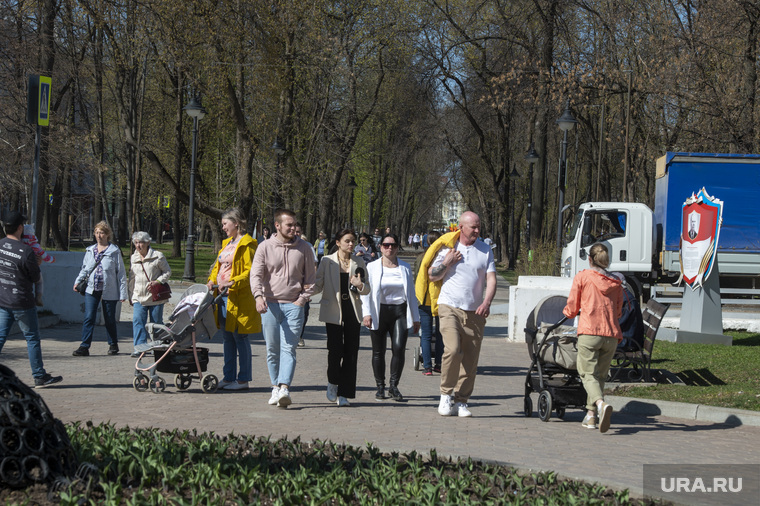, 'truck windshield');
565,208,584,244
582,210,627,246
